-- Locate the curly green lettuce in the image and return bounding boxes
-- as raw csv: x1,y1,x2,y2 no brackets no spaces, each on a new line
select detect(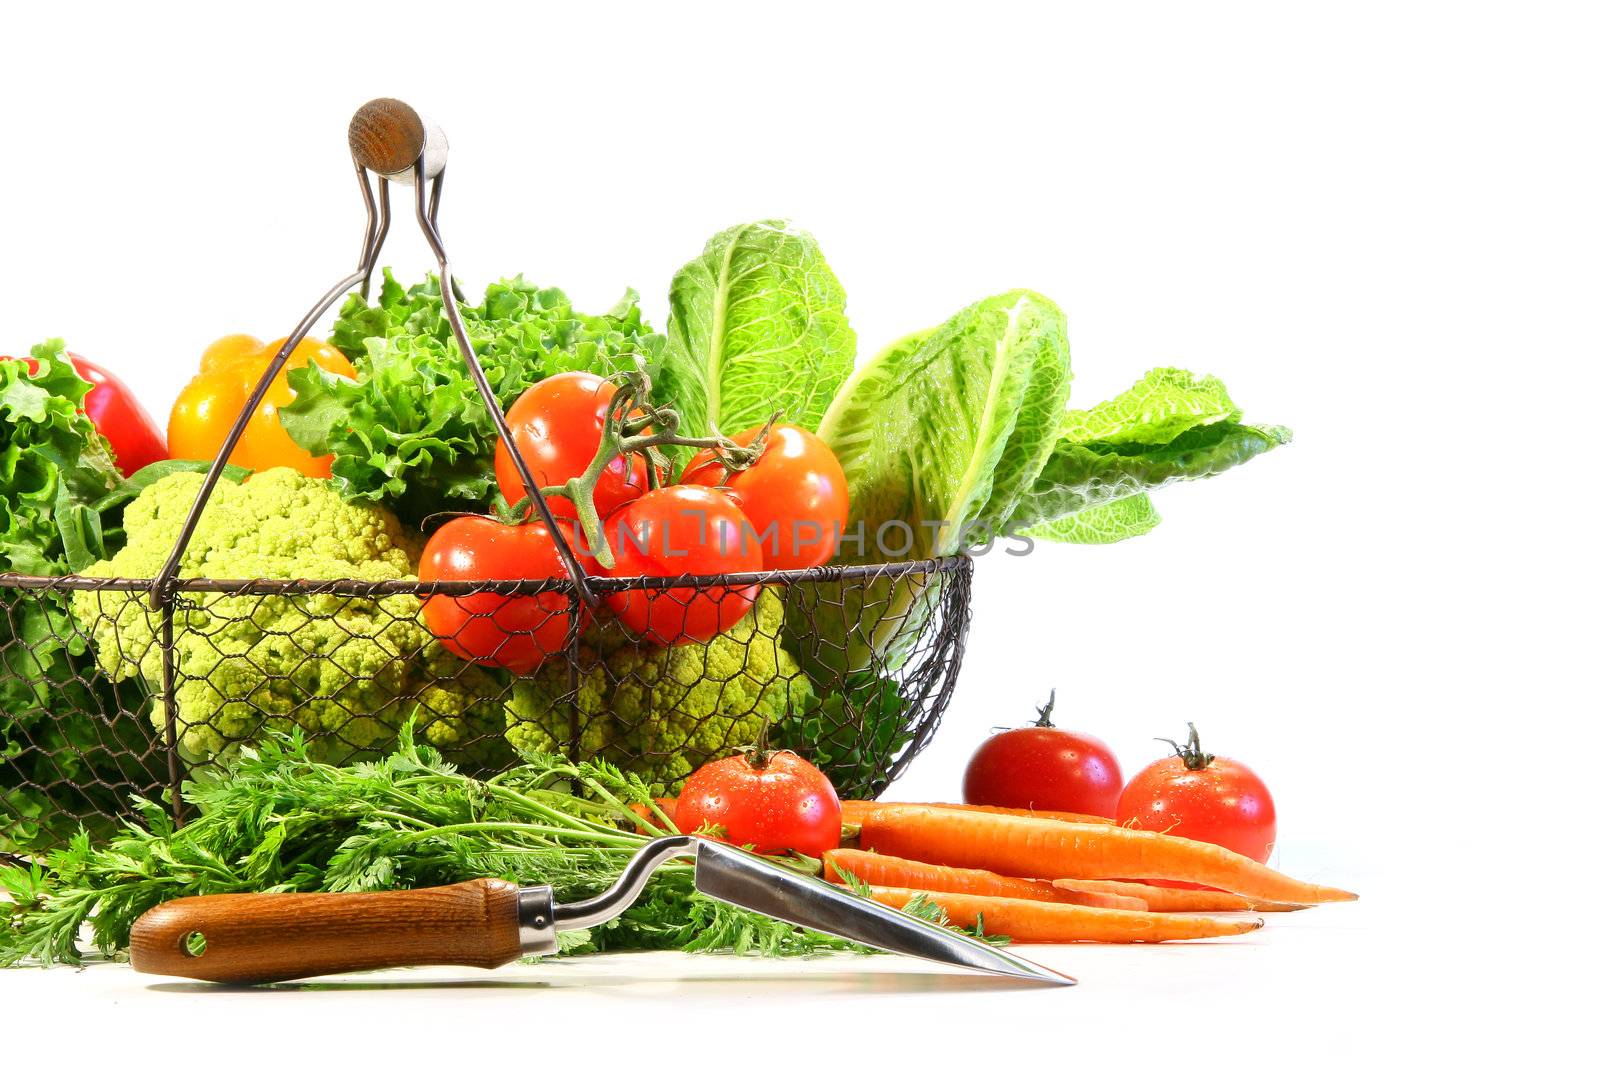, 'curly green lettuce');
1,340,141,853
505,590,812,788
280,272,665,527
69,468,506,767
